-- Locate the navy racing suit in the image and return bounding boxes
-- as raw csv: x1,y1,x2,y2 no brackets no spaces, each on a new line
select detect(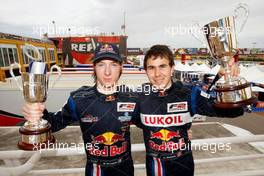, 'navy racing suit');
43,85,139,176
137,81,244,176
